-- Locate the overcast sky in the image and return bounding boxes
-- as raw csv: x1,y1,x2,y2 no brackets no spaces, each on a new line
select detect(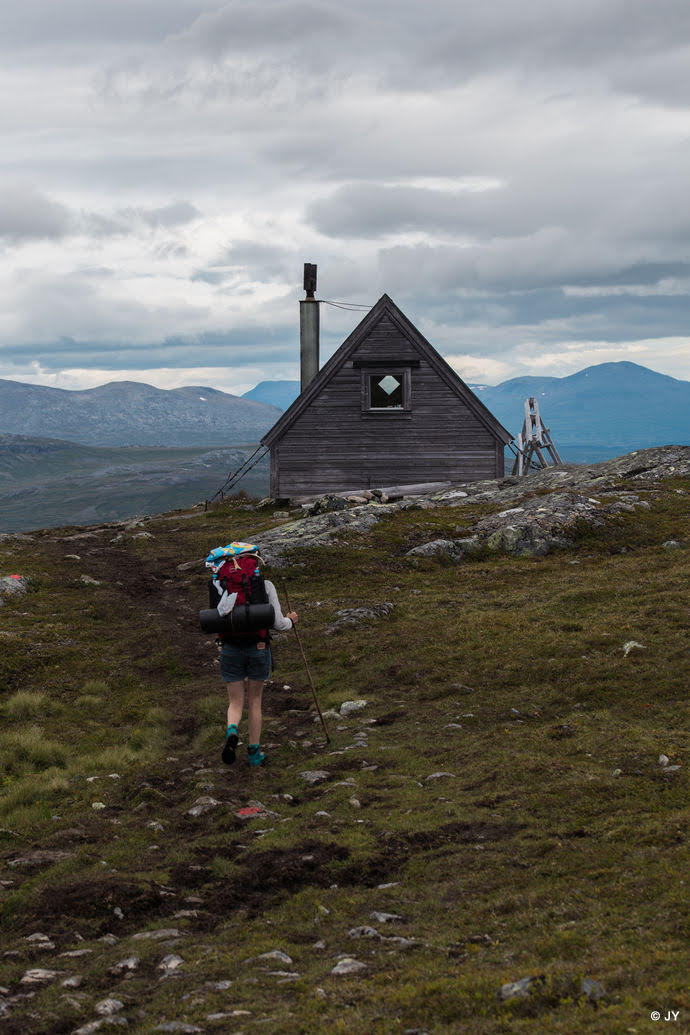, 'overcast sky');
1,0,689,394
